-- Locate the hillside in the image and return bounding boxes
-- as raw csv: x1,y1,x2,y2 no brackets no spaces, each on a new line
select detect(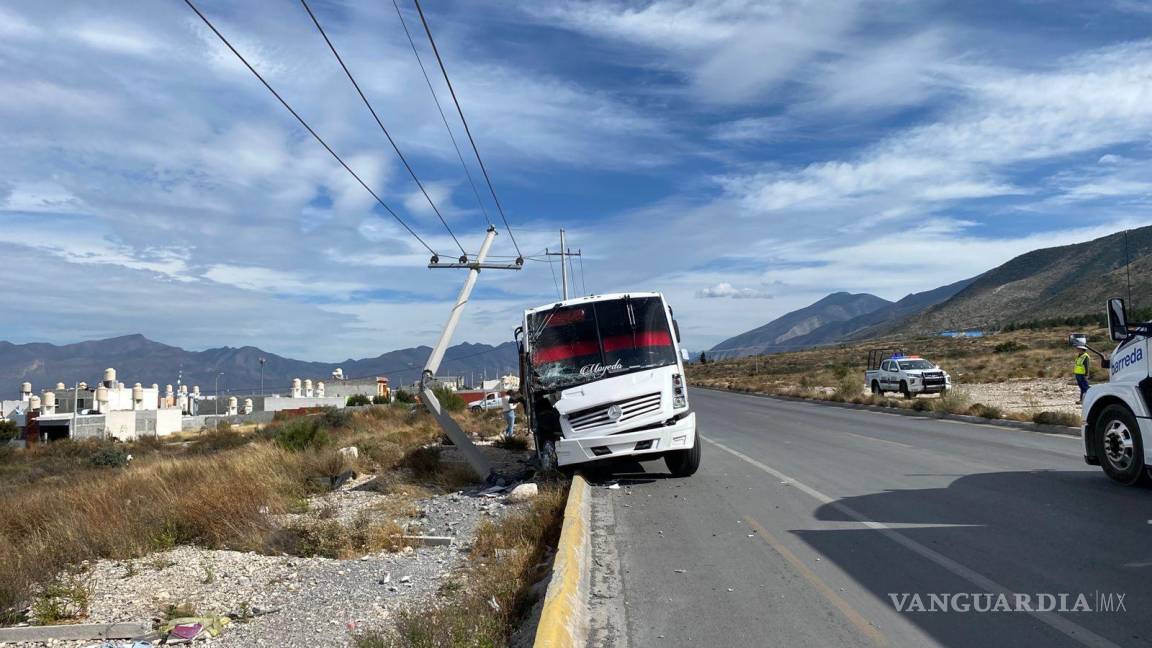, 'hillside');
781,278,974,349
709,292,891,358
0,335,518,399
905,225,1152,332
